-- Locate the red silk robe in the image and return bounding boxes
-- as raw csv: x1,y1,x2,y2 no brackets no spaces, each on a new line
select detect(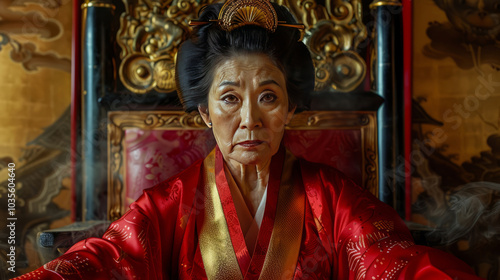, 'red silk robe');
15,147,482,279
